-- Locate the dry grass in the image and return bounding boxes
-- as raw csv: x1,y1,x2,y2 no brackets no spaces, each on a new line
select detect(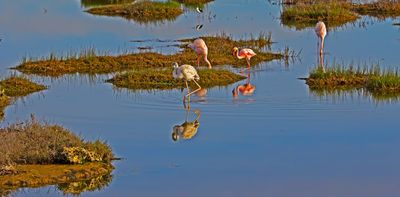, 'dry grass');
86,0,183,23
0,117,114,167
15,34,281,77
